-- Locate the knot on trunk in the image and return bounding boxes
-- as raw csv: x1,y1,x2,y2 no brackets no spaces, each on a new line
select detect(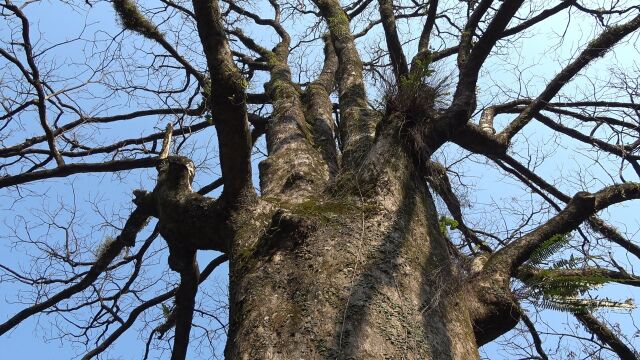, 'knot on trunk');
156,156,195,193
468,279,521,346
571,191,596,212
167,248,197,273
282,171,308,191
255,209,316,258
